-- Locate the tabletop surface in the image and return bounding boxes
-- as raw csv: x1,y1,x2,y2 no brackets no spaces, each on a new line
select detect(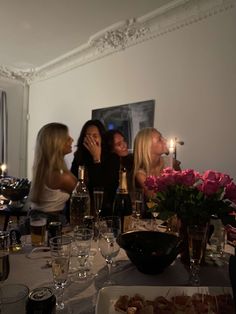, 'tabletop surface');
4,233,234,314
